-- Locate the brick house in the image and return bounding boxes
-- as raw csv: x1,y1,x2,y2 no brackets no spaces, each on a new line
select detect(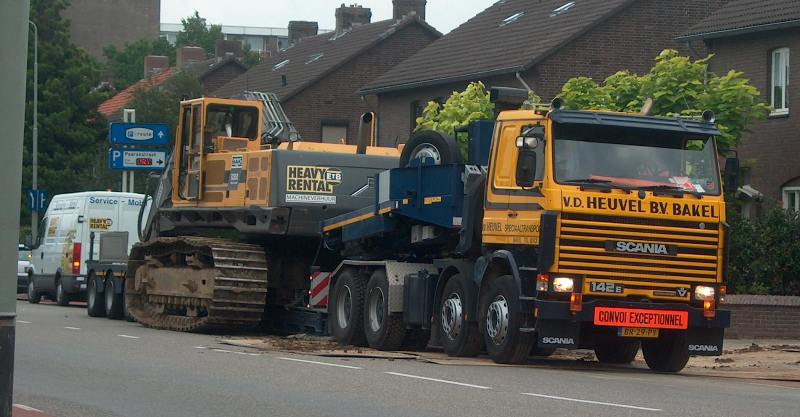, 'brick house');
679,0,800,210
214,3,440,144
361,0,729,146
